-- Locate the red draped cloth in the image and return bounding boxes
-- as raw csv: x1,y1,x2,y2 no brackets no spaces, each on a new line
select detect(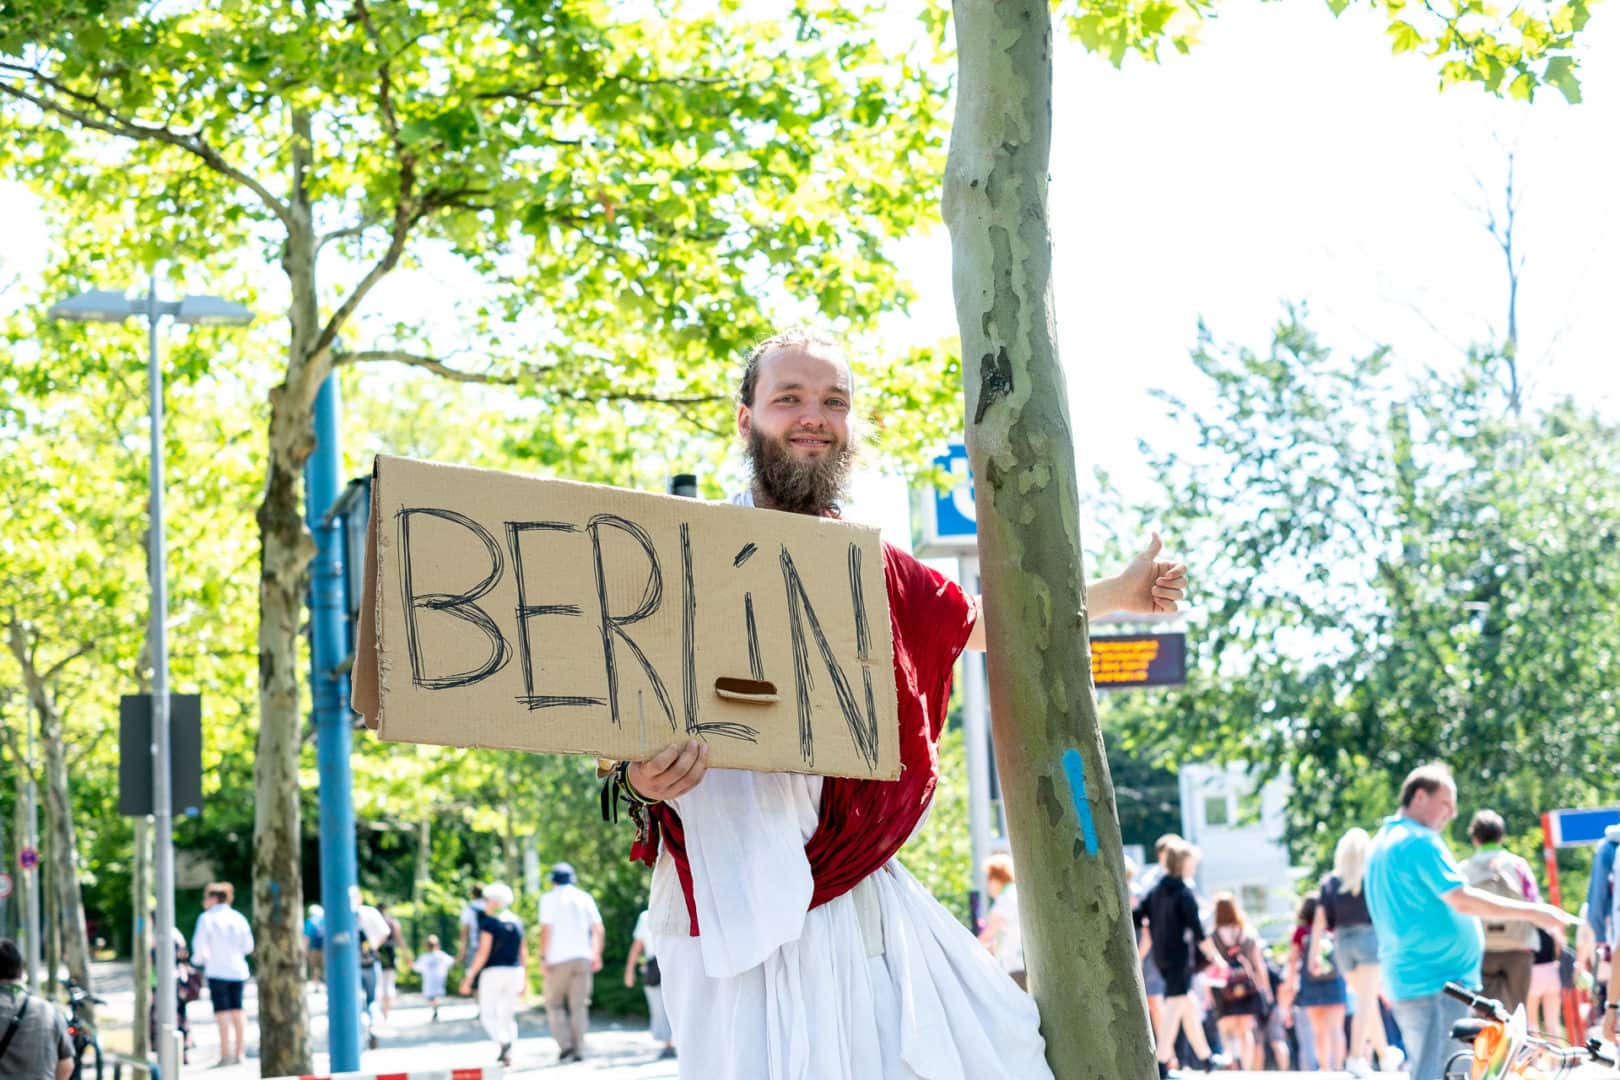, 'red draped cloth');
632,542,977,936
